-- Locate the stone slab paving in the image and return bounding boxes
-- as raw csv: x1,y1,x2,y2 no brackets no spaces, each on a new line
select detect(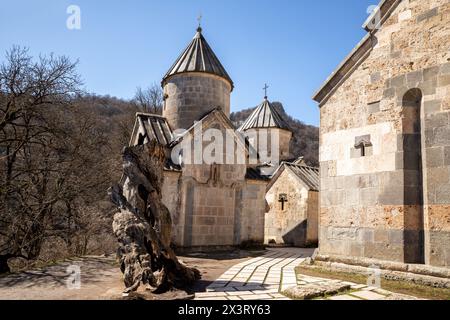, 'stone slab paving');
196,248,311,300
328,294,361,300
350,290,387,300
195,248,421,301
